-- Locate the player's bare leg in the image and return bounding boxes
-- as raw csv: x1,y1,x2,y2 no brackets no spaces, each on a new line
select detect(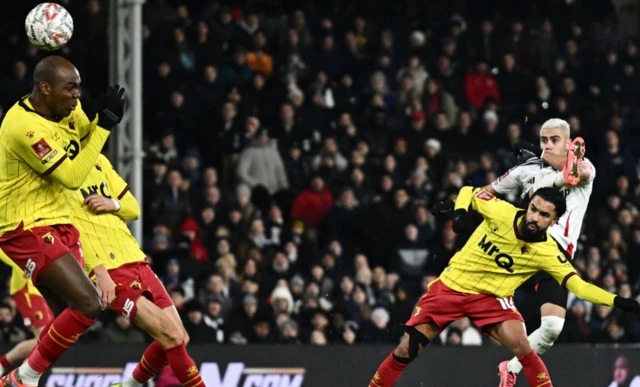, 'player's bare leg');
500,303,565,386
368,322,438,387
36,287,67,317
491,320,553,387
124,297,202,387
119,305,191,387
162,306,189,345
2,254,101,387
